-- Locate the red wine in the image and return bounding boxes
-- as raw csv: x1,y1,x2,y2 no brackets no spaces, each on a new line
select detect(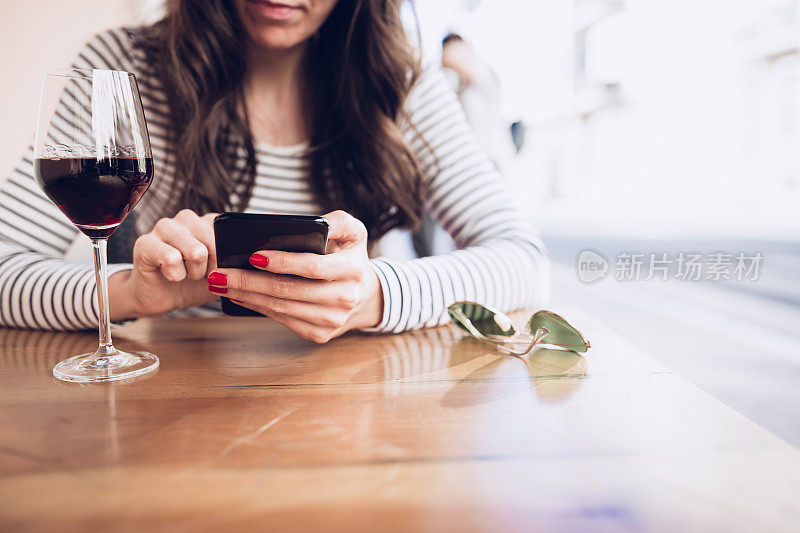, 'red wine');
34,157,153,239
